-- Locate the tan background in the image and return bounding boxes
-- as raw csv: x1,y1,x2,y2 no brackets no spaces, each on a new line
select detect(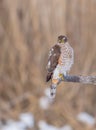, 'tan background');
0,0,96,130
